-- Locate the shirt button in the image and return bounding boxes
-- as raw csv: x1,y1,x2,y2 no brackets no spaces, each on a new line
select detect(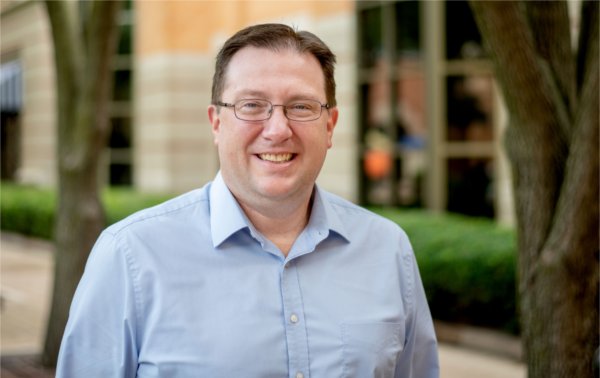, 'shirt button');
296,372,304,378
290,313,299,324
